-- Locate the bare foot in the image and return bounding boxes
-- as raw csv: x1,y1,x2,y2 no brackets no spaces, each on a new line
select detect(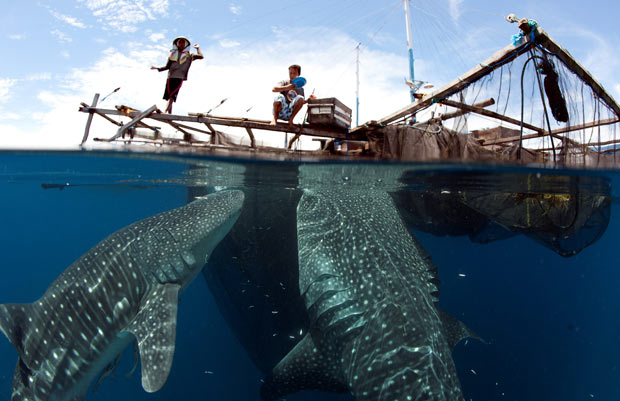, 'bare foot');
270,119,278,126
